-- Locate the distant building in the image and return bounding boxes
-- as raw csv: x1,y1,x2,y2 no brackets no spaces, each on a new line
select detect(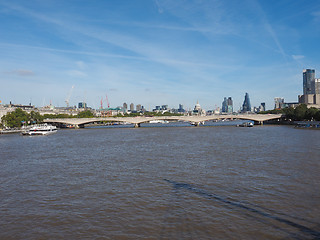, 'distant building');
253,103,266,113
78,102,87,109
303,69,315,95
315,78,320,94
193,101,205,115
130,103,134,112
227,98,233,113
242,93,251,112
299,69,320,108
214,107,221,115
222,97,227,113
274,97,284,109
283,102,299,109
178,104,185,113
222,97,233,113
123,102,128,111
152,105,170,113
299,94,320,105
136,104,142,112
161,105,168,110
